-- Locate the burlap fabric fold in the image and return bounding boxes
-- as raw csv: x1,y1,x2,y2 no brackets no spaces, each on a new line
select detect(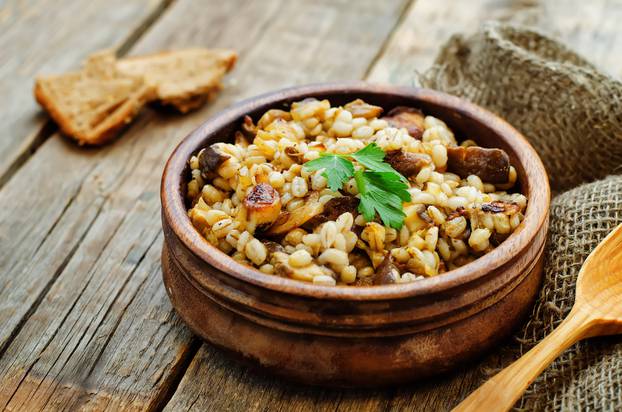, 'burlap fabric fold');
421,22,622,410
